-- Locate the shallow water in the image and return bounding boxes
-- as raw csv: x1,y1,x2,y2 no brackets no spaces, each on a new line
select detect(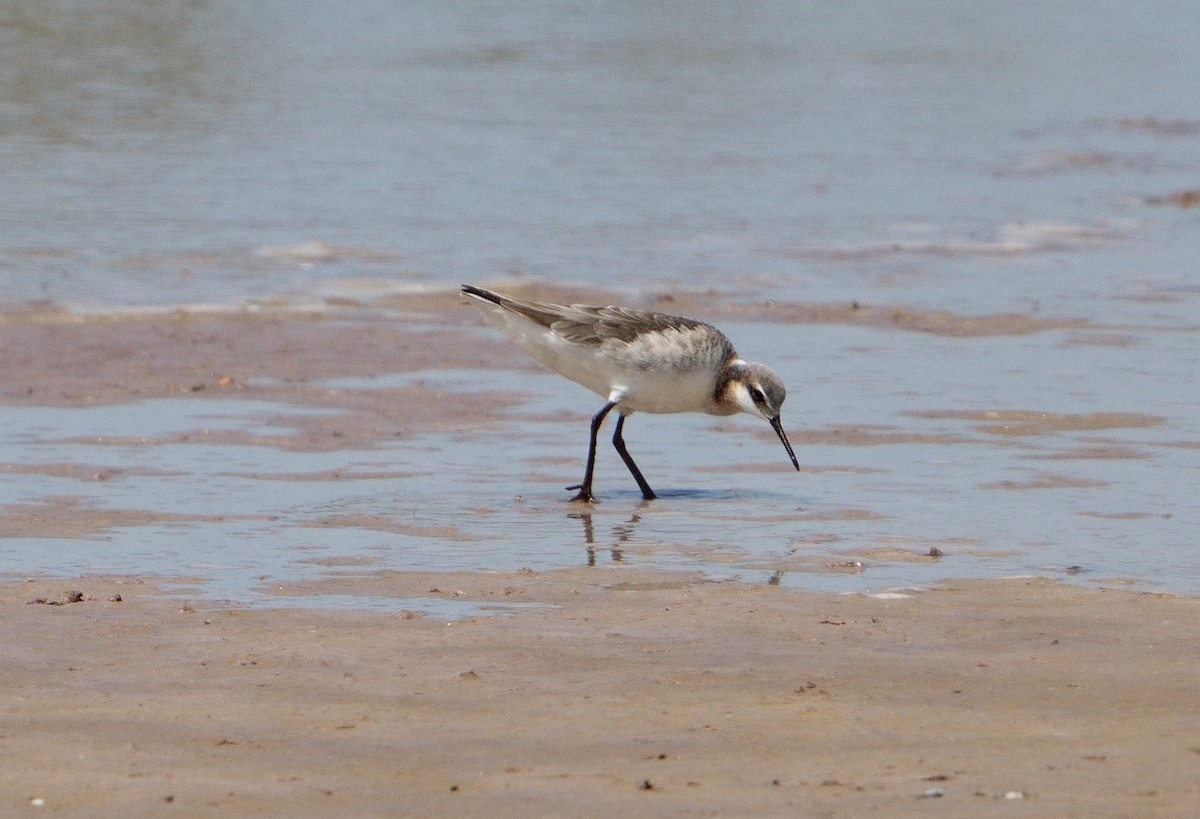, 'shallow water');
2,2,1199,607
3,316,1197,607
3,1,1199,314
